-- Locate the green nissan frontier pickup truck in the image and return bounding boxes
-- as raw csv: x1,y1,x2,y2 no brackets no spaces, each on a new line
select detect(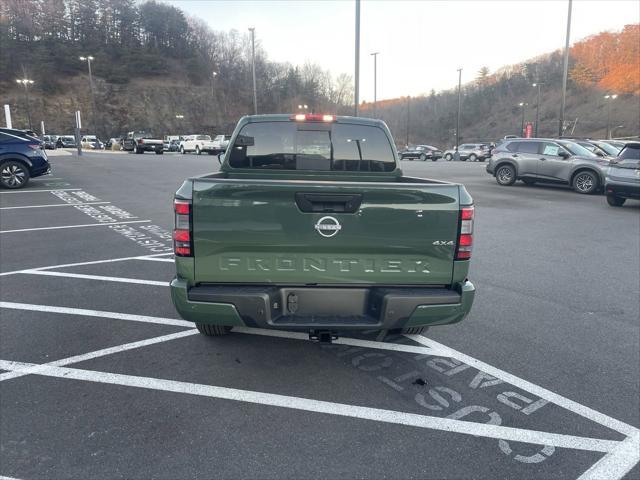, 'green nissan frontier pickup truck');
170,114,475,342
